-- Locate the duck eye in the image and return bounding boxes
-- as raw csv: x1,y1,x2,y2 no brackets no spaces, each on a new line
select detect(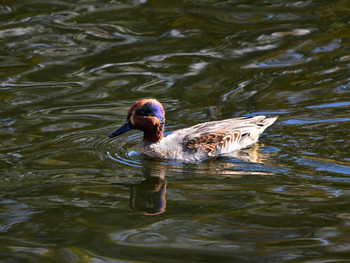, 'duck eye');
137,110,145,116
